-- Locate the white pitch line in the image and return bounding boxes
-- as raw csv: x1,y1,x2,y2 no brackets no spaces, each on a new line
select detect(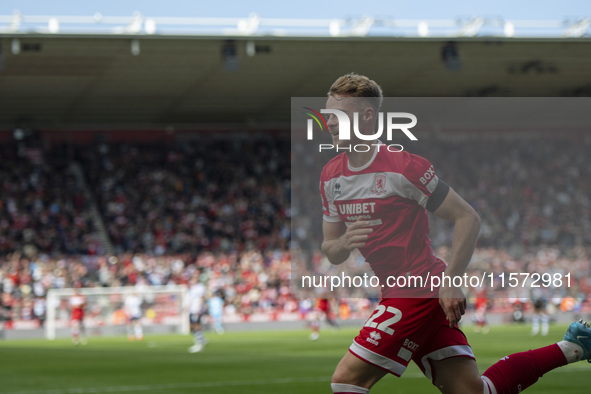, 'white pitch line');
2,367,589,394
0,376,331,394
